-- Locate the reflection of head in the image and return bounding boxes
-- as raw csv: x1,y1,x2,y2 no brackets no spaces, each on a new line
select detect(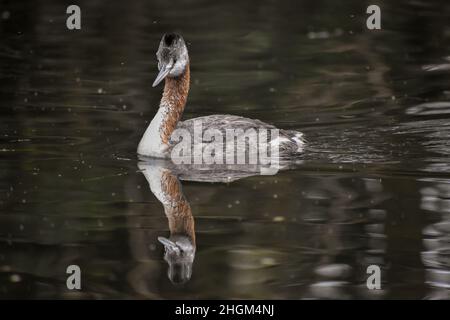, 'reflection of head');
158,235,195,284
